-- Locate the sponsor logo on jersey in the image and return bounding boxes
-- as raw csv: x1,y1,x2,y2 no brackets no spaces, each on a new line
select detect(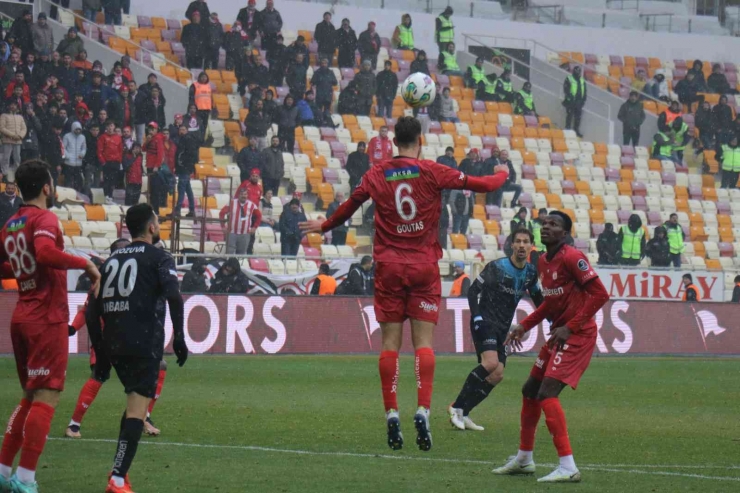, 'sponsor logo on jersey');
396,221,424,234
553,272,558,280
385,166,420,181
419,301,439,313
19,279,36,292
499,285,522,296
27,367,50,377
535,358,544,369
103,300,130,313
6,217,26,232
112,245,146,255
482,338,498,346
577,259,590,271
542,286,564,297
